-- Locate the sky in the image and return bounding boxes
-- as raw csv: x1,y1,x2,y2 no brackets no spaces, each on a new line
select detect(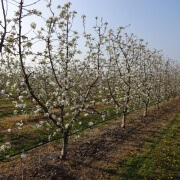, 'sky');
55,0,180,62
2,0,180,62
